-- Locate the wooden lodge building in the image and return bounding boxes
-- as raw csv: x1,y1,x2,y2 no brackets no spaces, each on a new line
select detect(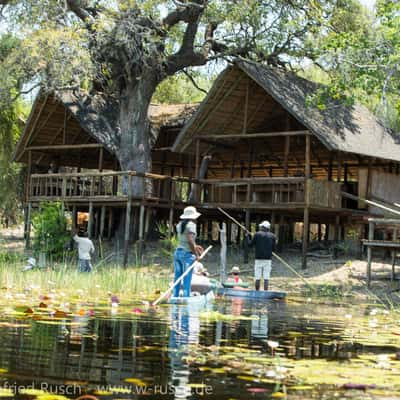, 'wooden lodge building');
14,60,400,268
